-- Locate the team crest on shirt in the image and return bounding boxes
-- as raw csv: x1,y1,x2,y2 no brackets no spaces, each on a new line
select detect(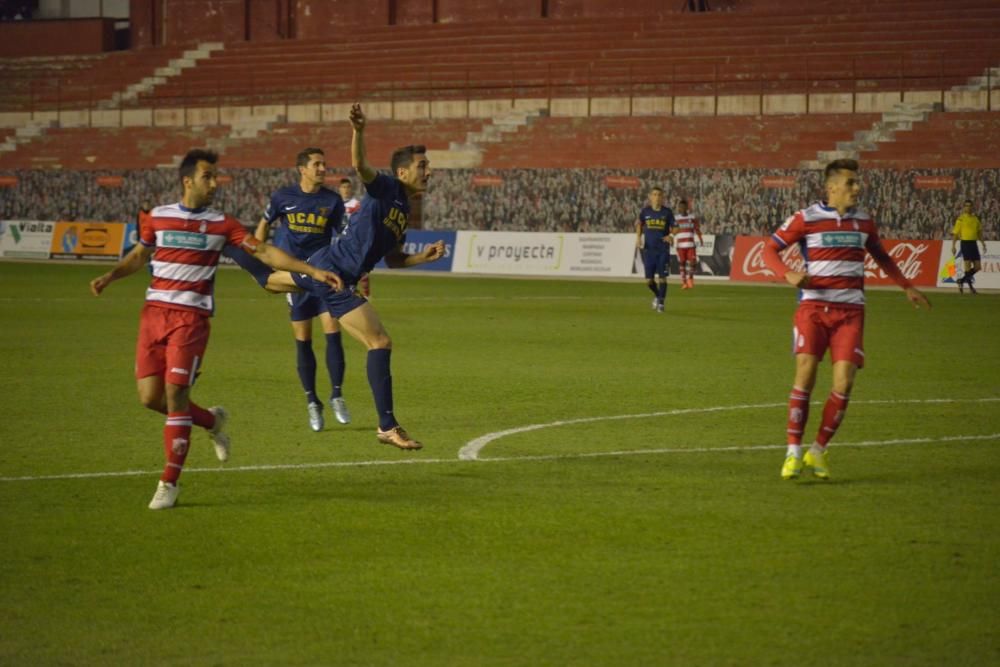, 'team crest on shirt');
319,207,329,217
199,221,207,233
